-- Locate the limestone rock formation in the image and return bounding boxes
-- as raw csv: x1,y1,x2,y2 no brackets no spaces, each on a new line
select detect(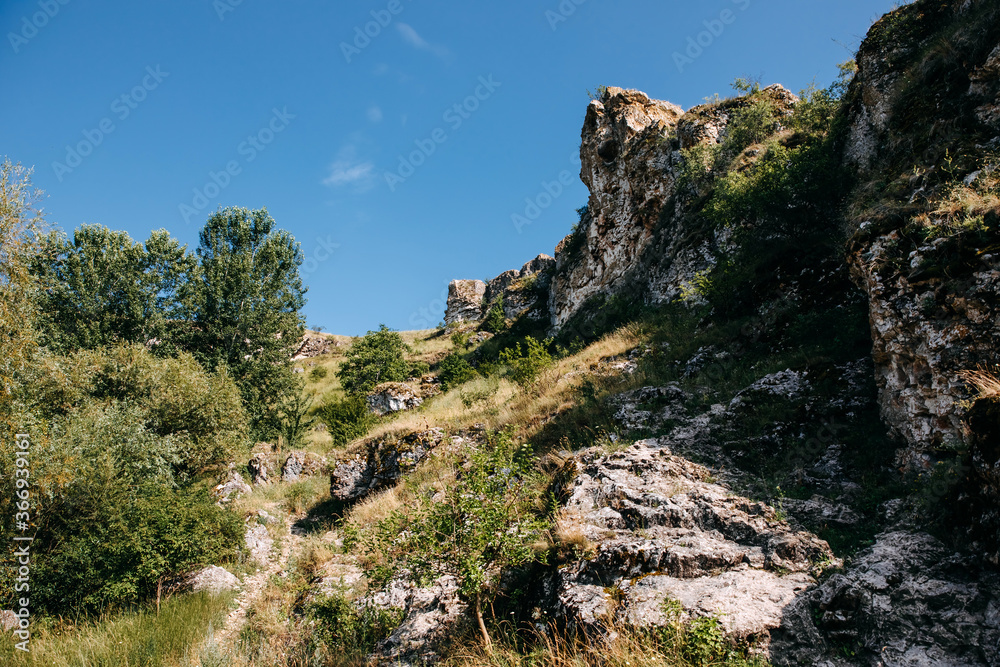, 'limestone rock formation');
548,440,835,645
366,382,423,416
369,575,468,666
292,331,340,360
444,280,486,325
212,469,251,503
444,254,555,325
772,531,1000,666
330,428,447,503
187,566,240,595
281,450,327,482
842,0,1000,466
